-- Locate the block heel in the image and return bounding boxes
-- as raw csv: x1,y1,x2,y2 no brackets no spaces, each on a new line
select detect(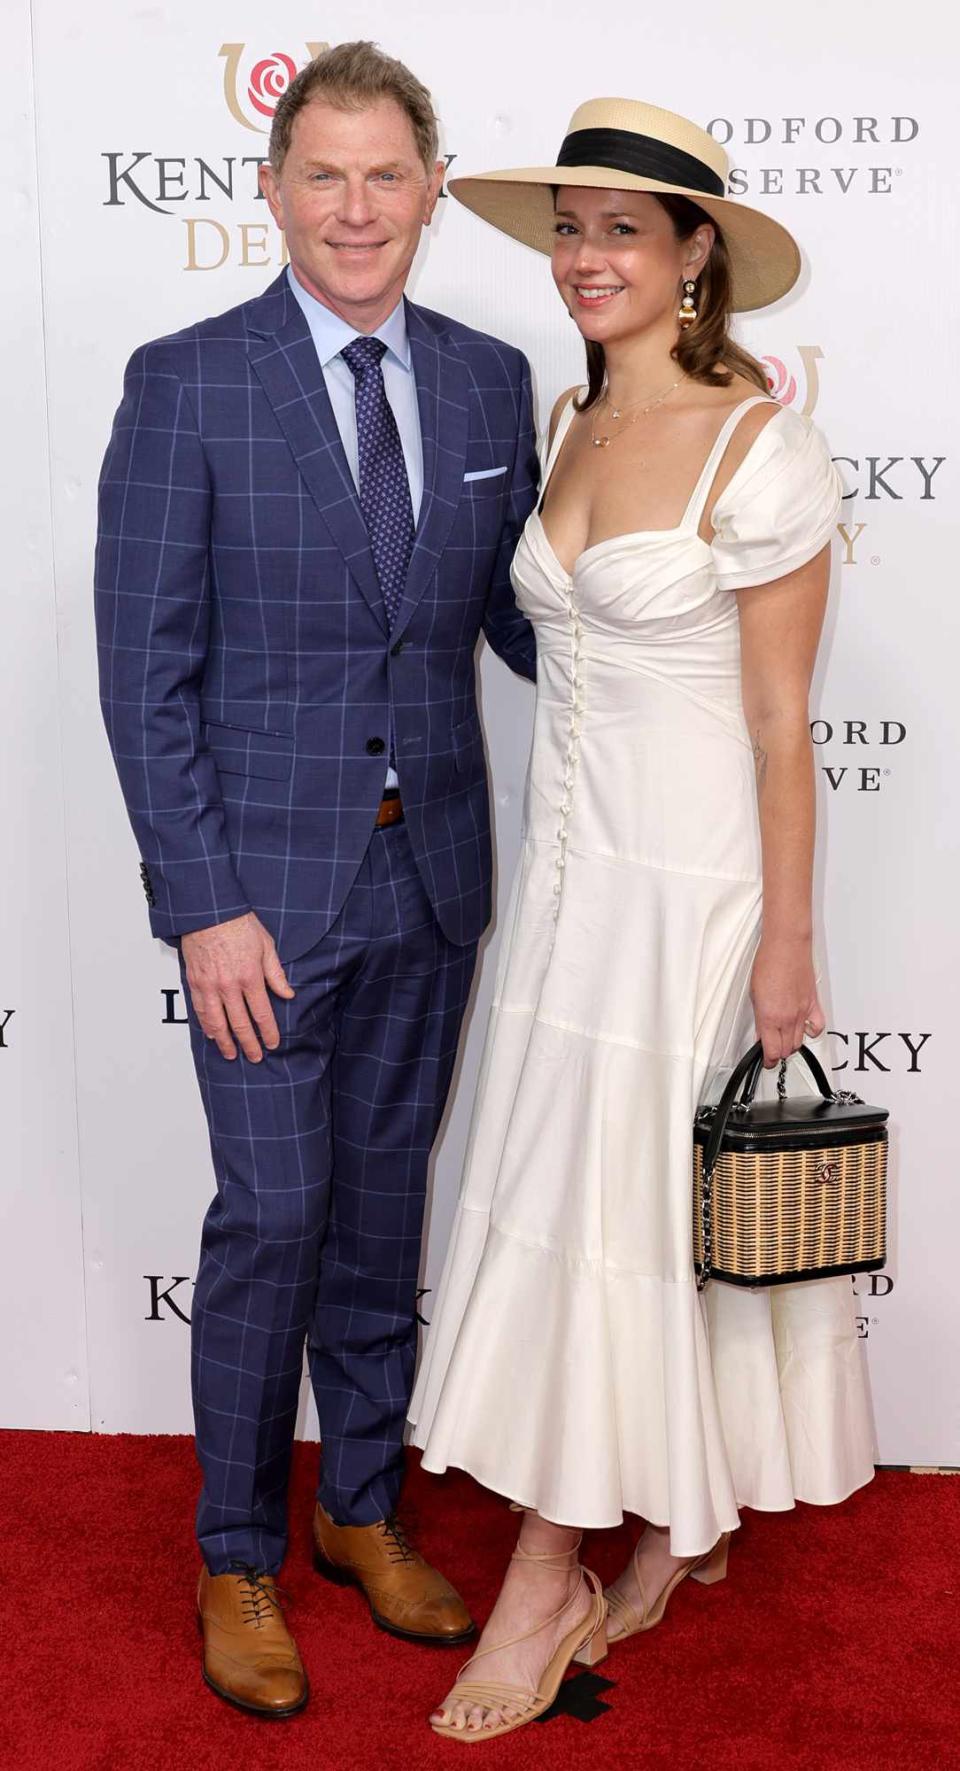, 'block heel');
575,1613,609,1667
598,1529,733,1649
690,1532,730,1586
